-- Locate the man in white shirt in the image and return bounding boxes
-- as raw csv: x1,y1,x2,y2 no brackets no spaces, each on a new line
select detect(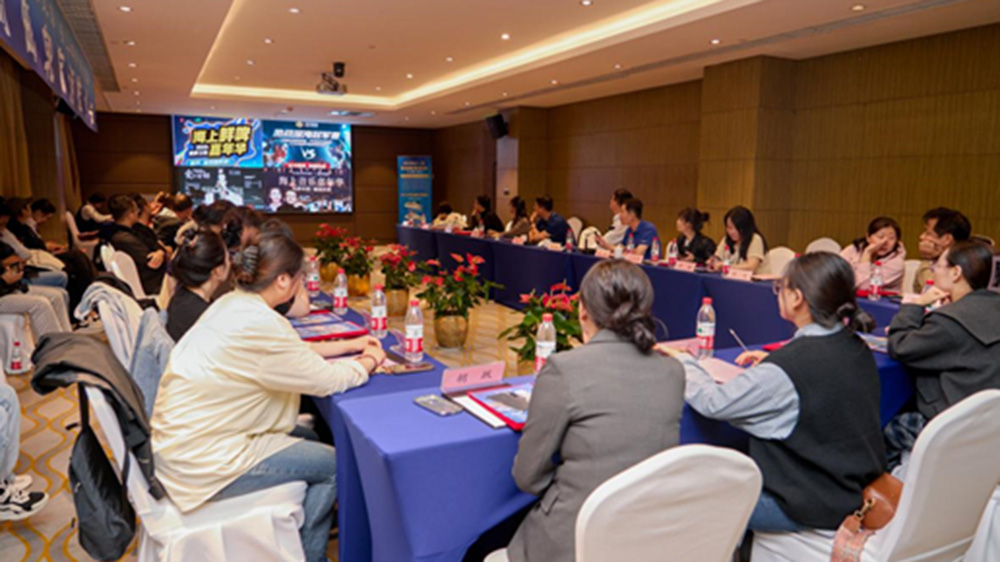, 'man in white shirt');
76,193,113,234
603,188,632,246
